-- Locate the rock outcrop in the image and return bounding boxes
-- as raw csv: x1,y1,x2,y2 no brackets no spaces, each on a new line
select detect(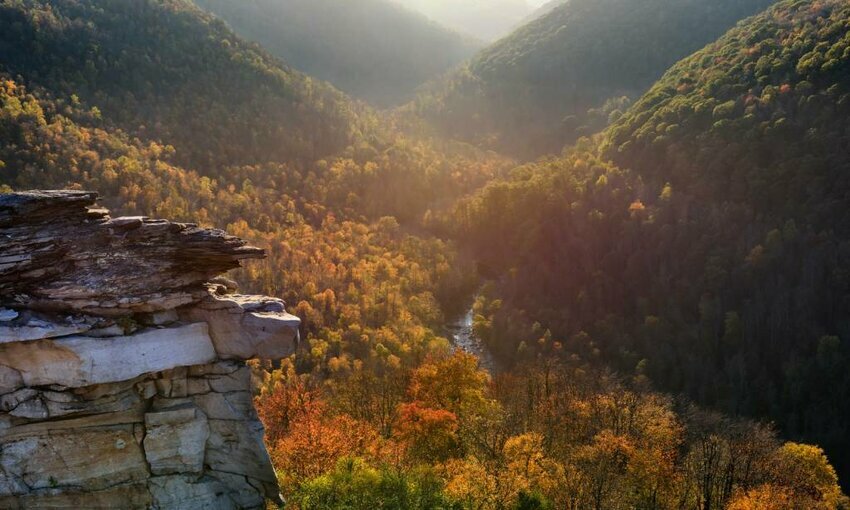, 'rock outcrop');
0,191,300,509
